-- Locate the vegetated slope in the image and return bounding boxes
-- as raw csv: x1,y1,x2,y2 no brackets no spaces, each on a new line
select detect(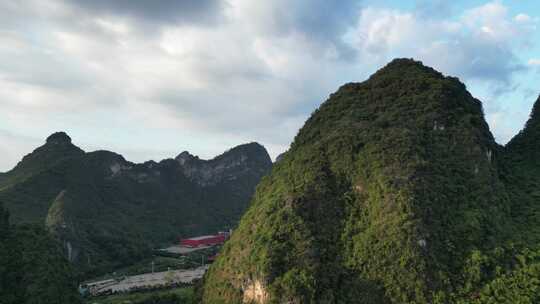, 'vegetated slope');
0,202,81,304
201,59,540,303
504,96,540,243
0,132,272,276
